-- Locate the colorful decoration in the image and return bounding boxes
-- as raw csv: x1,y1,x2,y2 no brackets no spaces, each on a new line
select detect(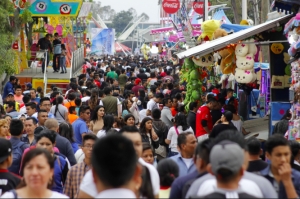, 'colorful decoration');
198,20,221,42
270,43,284,54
